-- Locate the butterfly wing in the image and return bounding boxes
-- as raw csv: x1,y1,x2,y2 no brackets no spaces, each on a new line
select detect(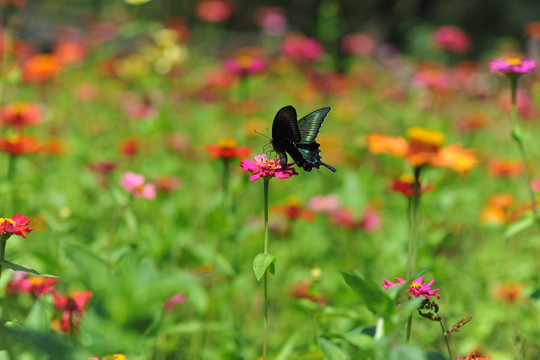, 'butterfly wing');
296,107,336,172
296,107,331,145
271,105,301,168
